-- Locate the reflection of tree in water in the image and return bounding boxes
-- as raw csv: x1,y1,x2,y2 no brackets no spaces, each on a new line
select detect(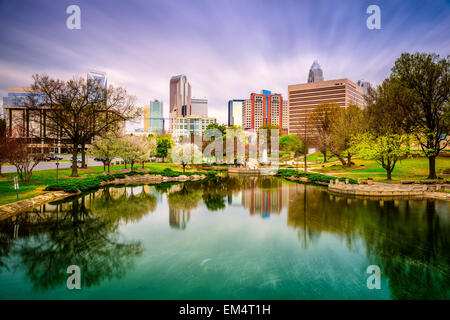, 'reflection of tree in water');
90,186,157,224
203,194,225,211
287,185,450,299
167,183,202,229
360,200,450,299
1,195,143,292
